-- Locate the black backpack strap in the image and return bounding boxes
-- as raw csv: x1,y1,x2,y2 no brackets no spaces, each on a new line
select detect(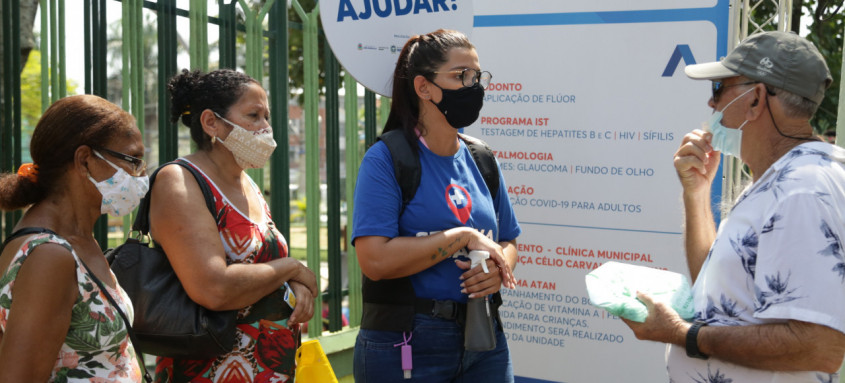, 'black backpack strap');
377,130,421,215
459,133,500,200
376,131,501,212
131,159,216,234
1,227,59,253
